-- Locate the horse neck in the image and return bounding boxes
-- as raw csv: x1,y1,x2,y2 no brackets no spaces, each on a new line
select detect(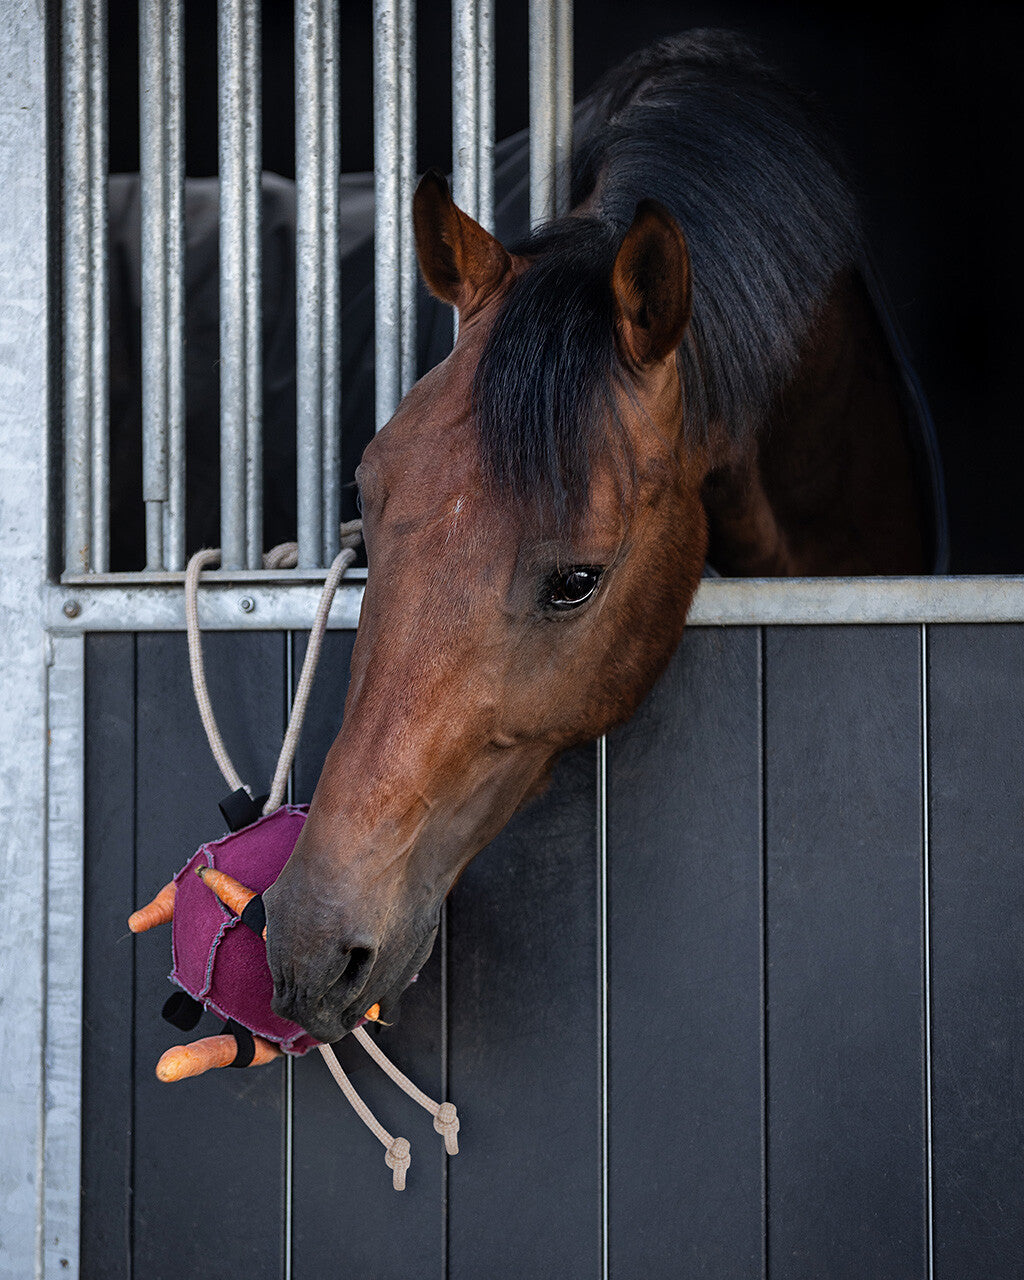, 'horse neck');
701,267,929,576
